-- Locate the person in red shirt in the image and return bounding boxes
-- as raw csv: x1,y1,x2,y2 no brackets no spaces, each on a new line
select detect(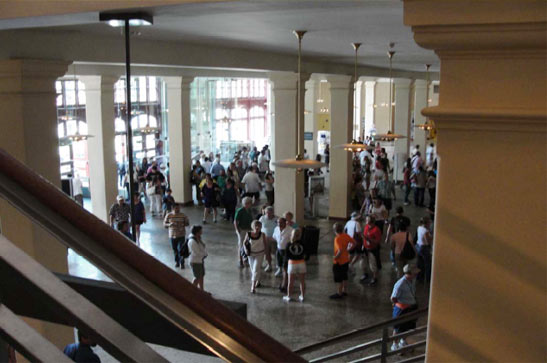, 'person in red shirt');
363,215,382,285
330,222,356,299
